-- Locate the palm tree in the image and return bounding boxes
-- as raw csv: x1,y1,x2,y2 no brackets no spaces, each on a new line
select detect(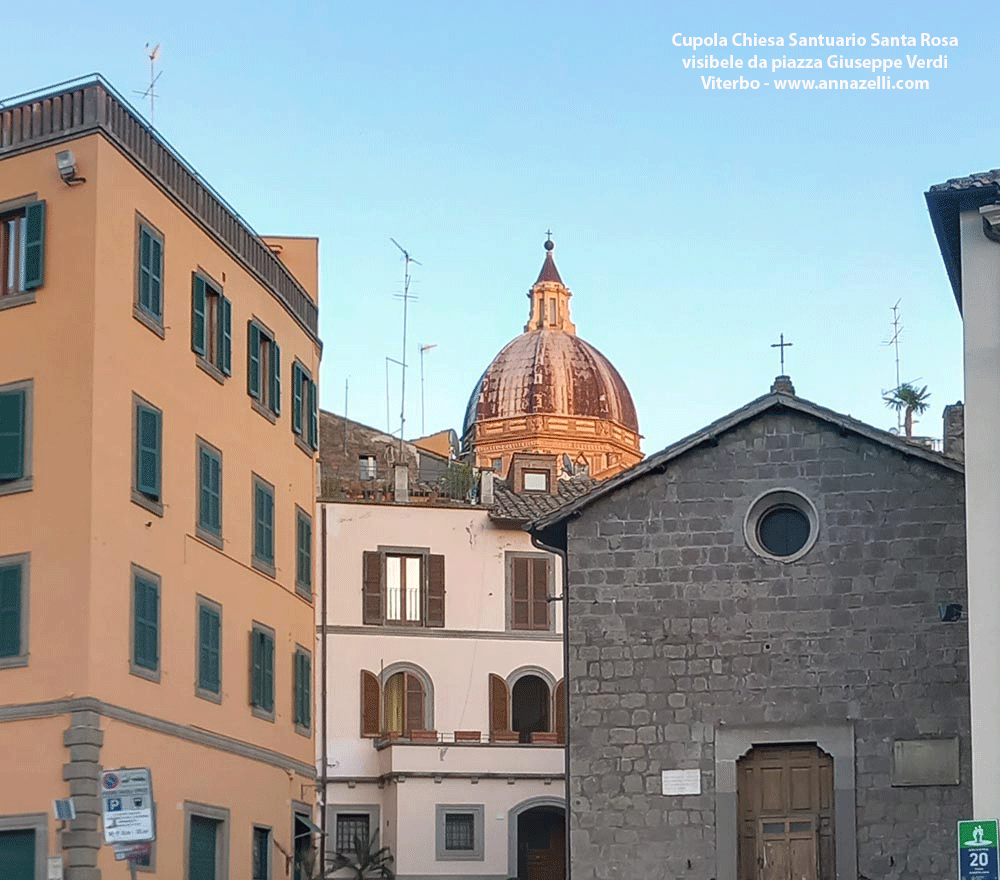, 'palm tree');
883,382,930,438
326,830,395,879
